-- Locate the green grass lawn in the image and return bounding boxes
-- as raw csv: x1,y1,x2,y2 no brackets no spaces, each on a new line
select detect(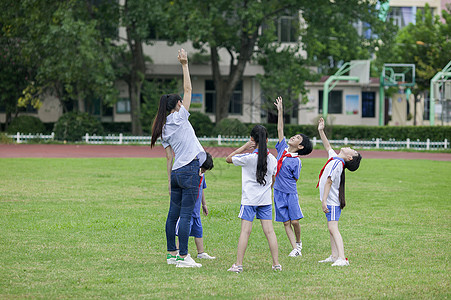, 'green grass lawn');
0,157,450,299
